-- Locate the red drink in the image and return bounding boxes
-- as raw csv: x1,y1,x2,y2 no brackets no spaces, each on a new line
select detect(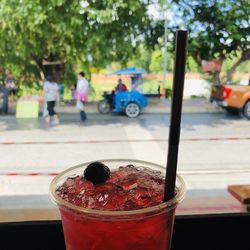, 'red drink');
50,160,185,250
